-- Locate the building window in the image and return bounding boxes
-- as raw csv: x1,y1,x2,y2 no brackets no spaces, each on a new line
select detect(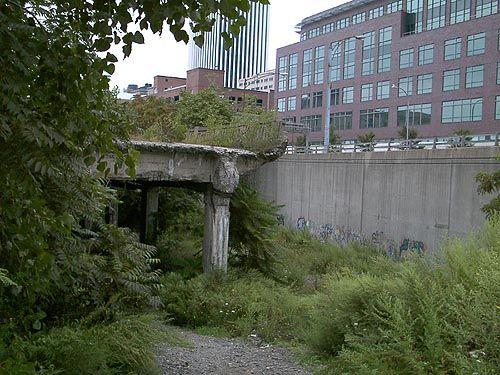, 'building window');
441,98,483,123
427,0,446,29
342,86,354,104
277,98,286,112
289,53,298,90
330,88,340,105
417,73,433,94
332,111,353,130
368,6,384,19
278,56,287,92
360,108,389,128
361,83,373,102
418,44,434,65
450,0,471,24
344,37,356,79
497,62,500,84
322,23,334,34
398,77,413,96
387,0,403,13
314,46,324,85
362,31,375,76
302,49,312,87
377,81,391,99
301,93,310,109
312,91,323,107
378,26,392,73
406,0,424,33
465,65,484,88
336,17,350,29
476,0,498,18
496,96,500,119
397,103,432,126
330,41,341,82
467,32,486,56
352,12,366,24
444,38,461,60
301,115,322,132
399,48,414,69
443,69,461,91
288,96,296,111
